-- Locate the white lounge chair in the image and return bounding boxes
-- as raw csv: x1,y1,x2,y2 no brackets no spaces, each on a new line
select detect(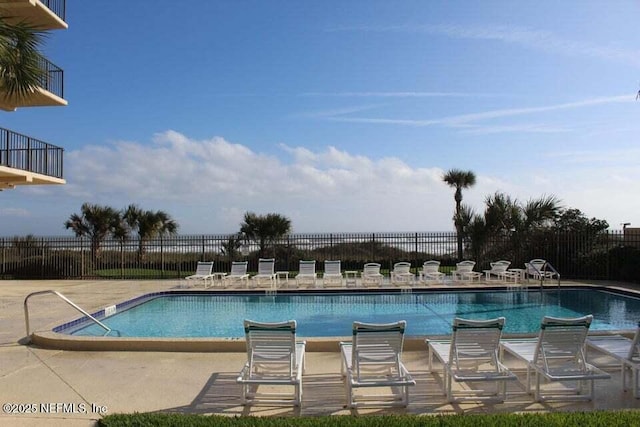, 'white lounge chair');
323,260,343,287
418,260,445,284
252,258,276,288
296,260,318,288
184,261,215,288
221,261,249,287
237,319,306,406
500,315,610,401
390,262,414,287
587,322,640,397
452,260,482,282
427,317,516,402
340,320,415,407
483,260,516,282
361,263,383,287
525,259,560,283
